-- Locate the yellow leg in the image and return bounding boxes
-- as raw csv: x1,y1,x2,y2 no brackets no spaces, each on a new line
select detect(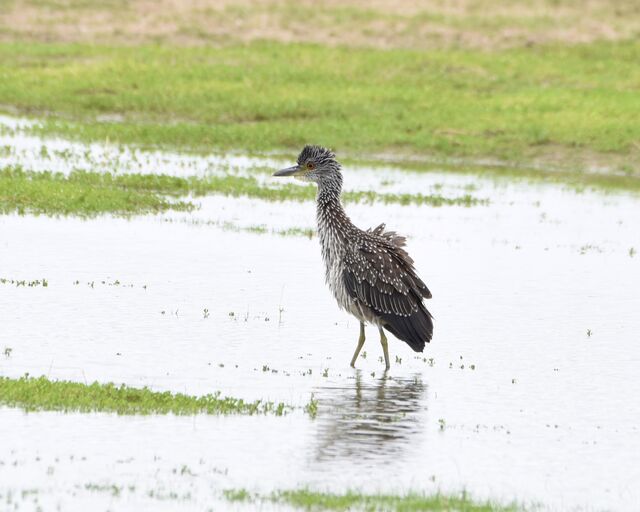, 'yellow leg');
379,327,390,370
350,322,366,368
